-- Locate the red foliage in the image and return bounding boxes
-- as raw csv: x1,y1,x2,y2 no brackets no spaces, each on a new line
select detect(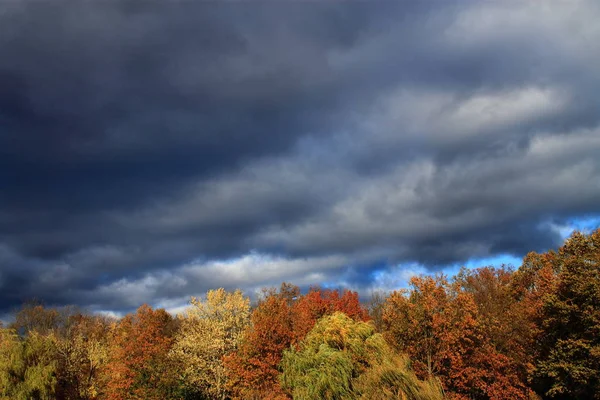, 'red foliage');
382,275,533,400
